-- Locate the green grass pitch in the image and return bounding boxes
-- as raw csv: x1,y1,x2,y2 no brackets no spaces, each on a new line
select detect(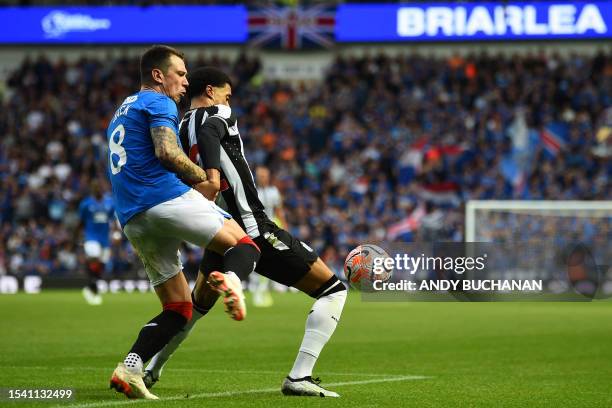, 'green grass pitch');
1,290,611,407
